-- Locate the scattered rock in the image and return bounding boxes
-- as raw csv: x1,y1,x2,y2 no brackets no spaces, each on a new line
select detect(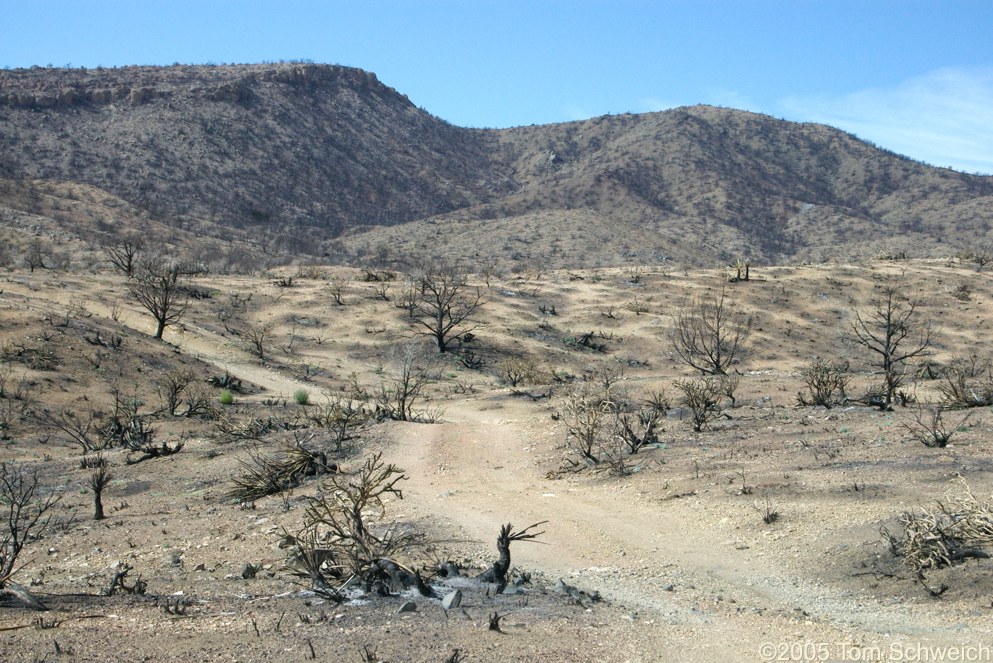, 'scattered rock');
241,562,259,579
552,578,603,605
396,601,417,614
441,589,463,610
